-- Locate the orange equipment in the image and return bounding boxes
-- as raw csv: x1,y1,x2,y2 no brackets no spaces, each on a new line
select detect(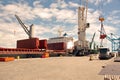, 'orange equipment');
41,52,49,58
0,57,15,62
